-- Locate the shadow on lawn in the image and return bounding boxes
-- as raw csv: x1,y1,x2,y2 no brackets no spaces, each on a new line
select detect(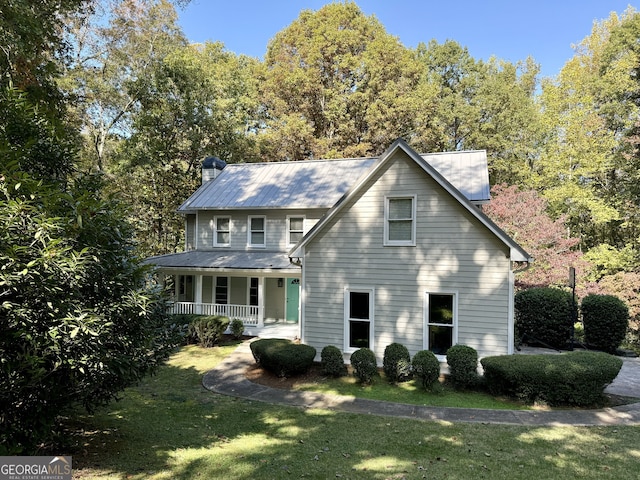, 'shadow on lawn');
63,346,640,480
